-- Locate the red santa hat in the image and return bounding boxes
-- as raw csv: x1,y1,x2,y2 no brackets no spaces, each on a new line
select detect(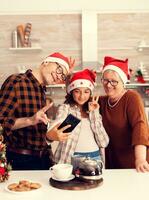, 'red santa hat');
43,52,69,72
67,69,96,93
102,56,129,84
